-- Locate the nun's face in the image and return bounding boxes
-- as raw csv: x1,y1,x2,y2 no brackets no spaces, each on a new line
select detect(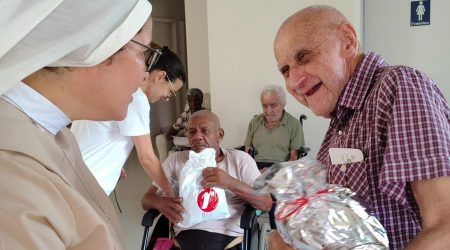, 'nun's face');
74,18,153,121
141,70,183,103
